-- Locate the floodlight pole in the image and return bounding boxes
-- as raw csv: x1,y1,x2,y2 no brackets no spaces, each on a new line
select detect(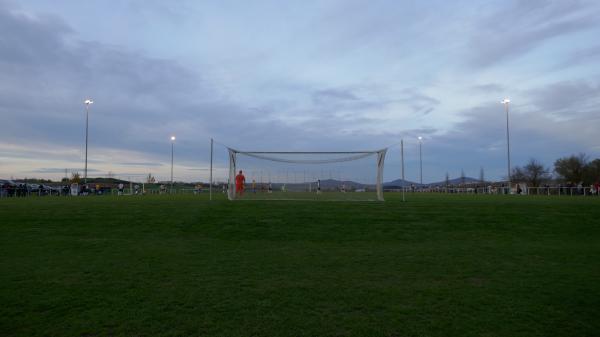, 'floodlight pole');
401,139,405,202
209,138,213,201
170,136,175,193
83,99,93,185
418,136,423,185
502,99,512,193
